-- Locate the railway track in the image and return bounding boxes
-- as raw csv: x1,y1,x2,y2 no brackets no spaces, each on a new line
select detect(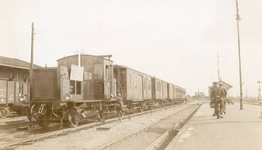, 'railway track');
92,101,202,150
0,102,191,150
